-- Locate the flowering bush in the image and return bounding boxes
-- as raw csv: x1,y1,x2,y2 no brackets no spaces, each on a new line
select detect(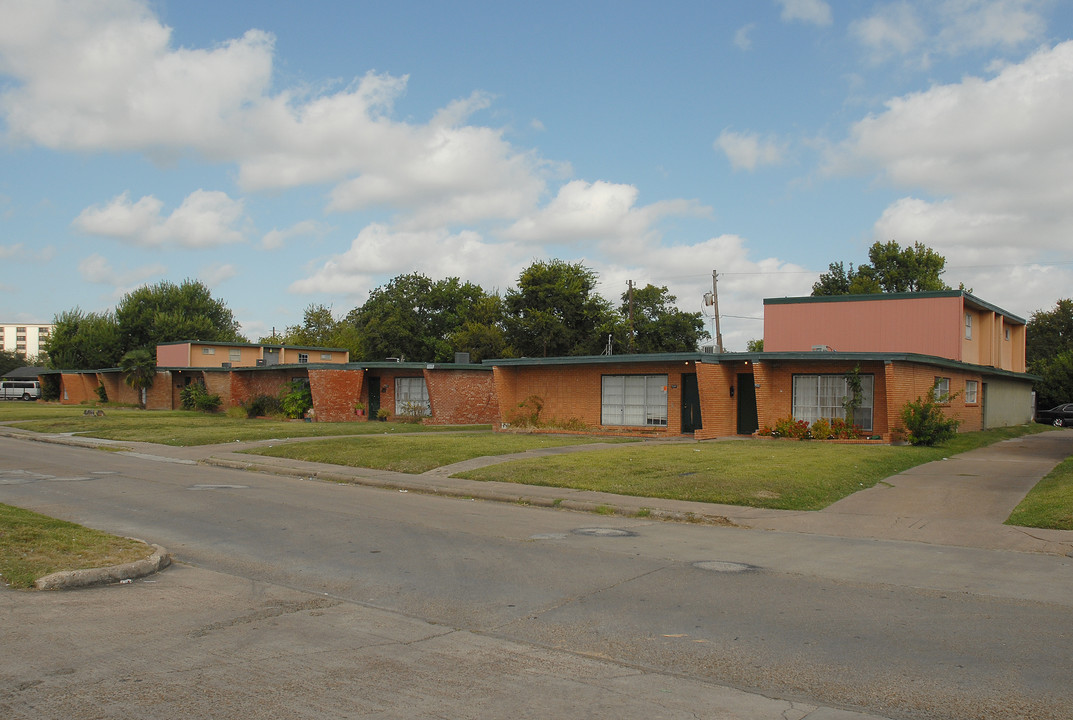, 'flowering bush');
760,416,864,440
